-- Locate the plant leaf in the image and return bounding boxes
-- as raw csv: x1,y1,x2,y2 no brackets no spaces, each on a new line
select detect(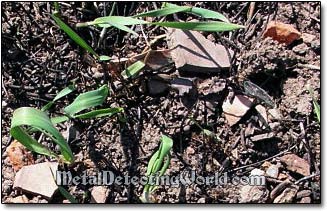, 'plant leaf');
143,135,173,194
99,55,111,61
51,115,70,125
10,107,74,163
42,85,76,111
121,61,145,79
104,20,138,36
150,21,244,32
162,2,229,22
74,107,123,119
78,16,148,28
133,6,190,18
64,85,109,117
58,186,78,203
308,87,320,123
51,14,98,58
